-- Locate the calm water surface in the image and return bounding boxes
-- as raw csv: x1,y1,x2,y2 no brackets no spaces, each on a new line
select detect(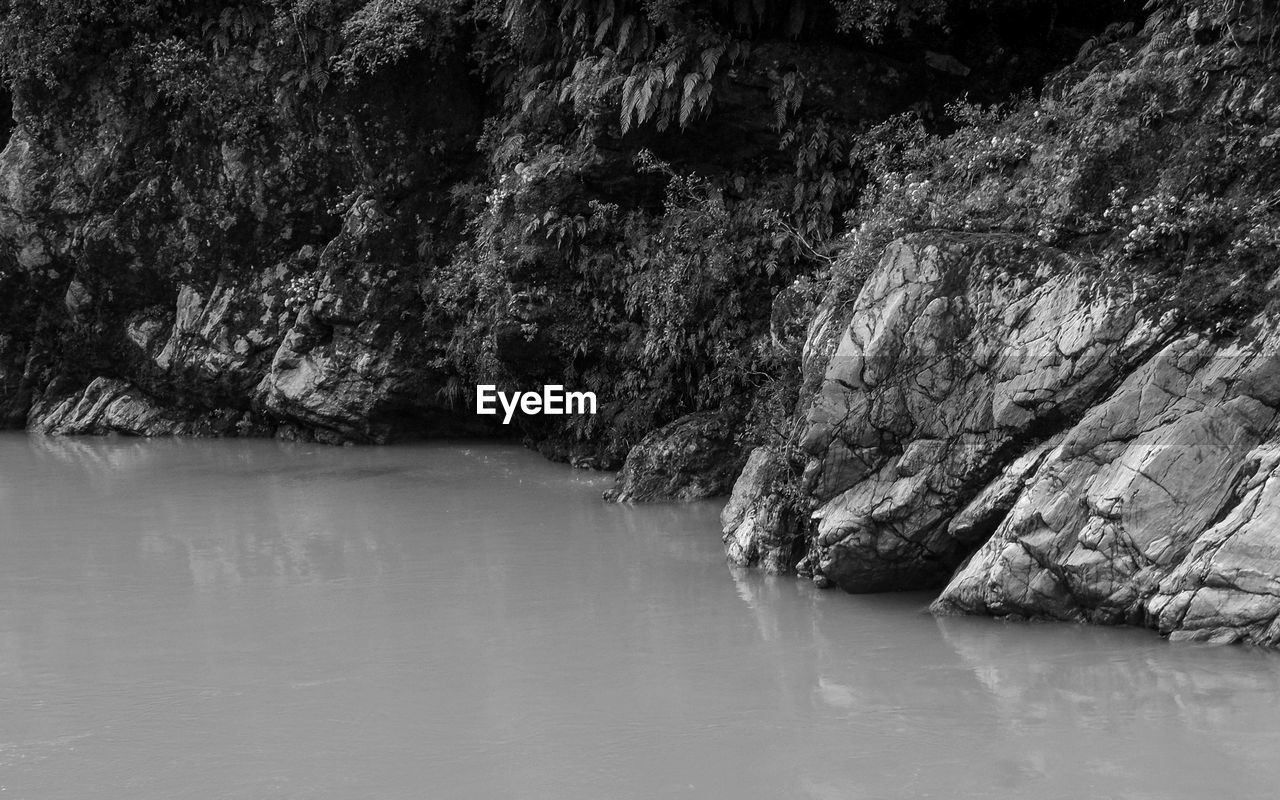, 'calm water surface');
2,433,1280,799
